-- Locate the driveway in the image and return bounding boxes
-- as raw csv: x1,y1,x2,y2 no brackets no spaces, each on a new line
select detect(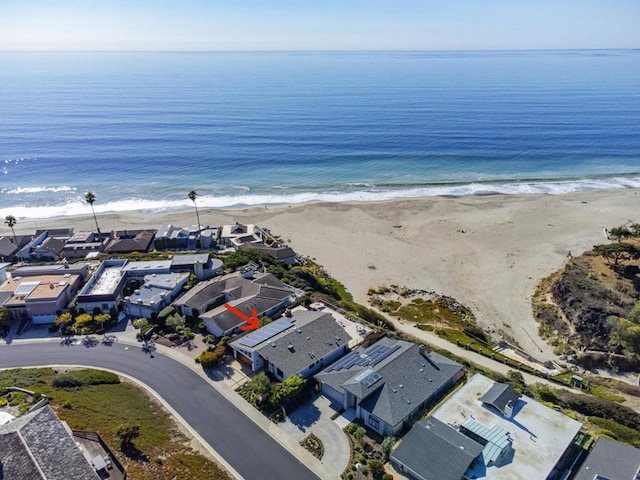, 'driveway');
279,394,350,477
